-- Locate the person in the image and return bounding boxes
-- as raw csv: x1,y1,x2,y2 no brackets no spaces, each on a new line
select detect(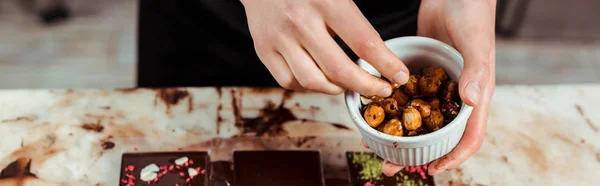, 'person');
138,0,496,176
